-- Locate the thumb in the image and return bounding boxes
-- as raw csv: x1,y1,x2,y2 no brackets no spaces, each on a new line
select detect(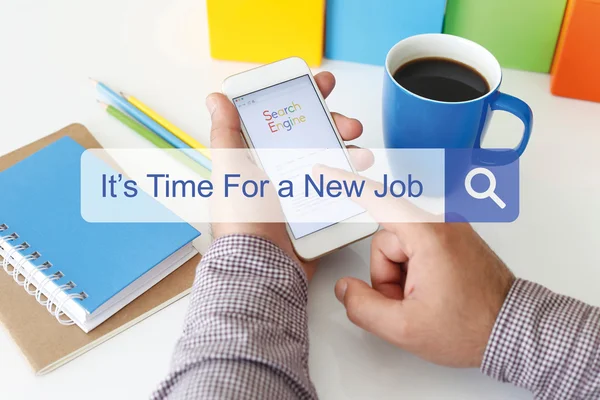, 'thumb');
207,93,246,149
335,277,406,340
